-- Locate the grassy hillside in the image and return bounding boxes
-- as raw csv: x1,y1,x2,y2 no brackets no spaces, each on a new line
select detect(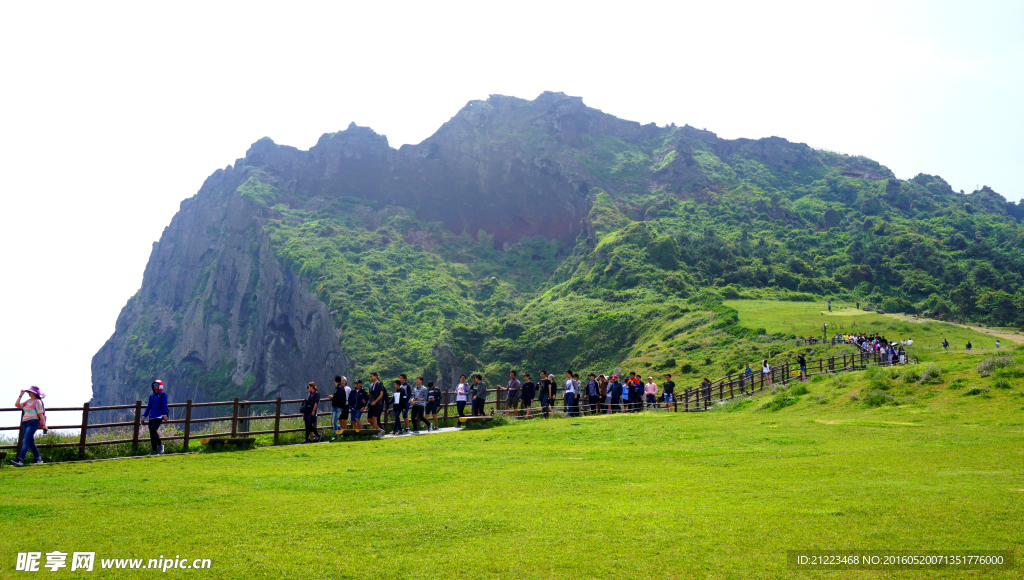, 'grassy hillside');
4,347,1023,579
726,300,1016,357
